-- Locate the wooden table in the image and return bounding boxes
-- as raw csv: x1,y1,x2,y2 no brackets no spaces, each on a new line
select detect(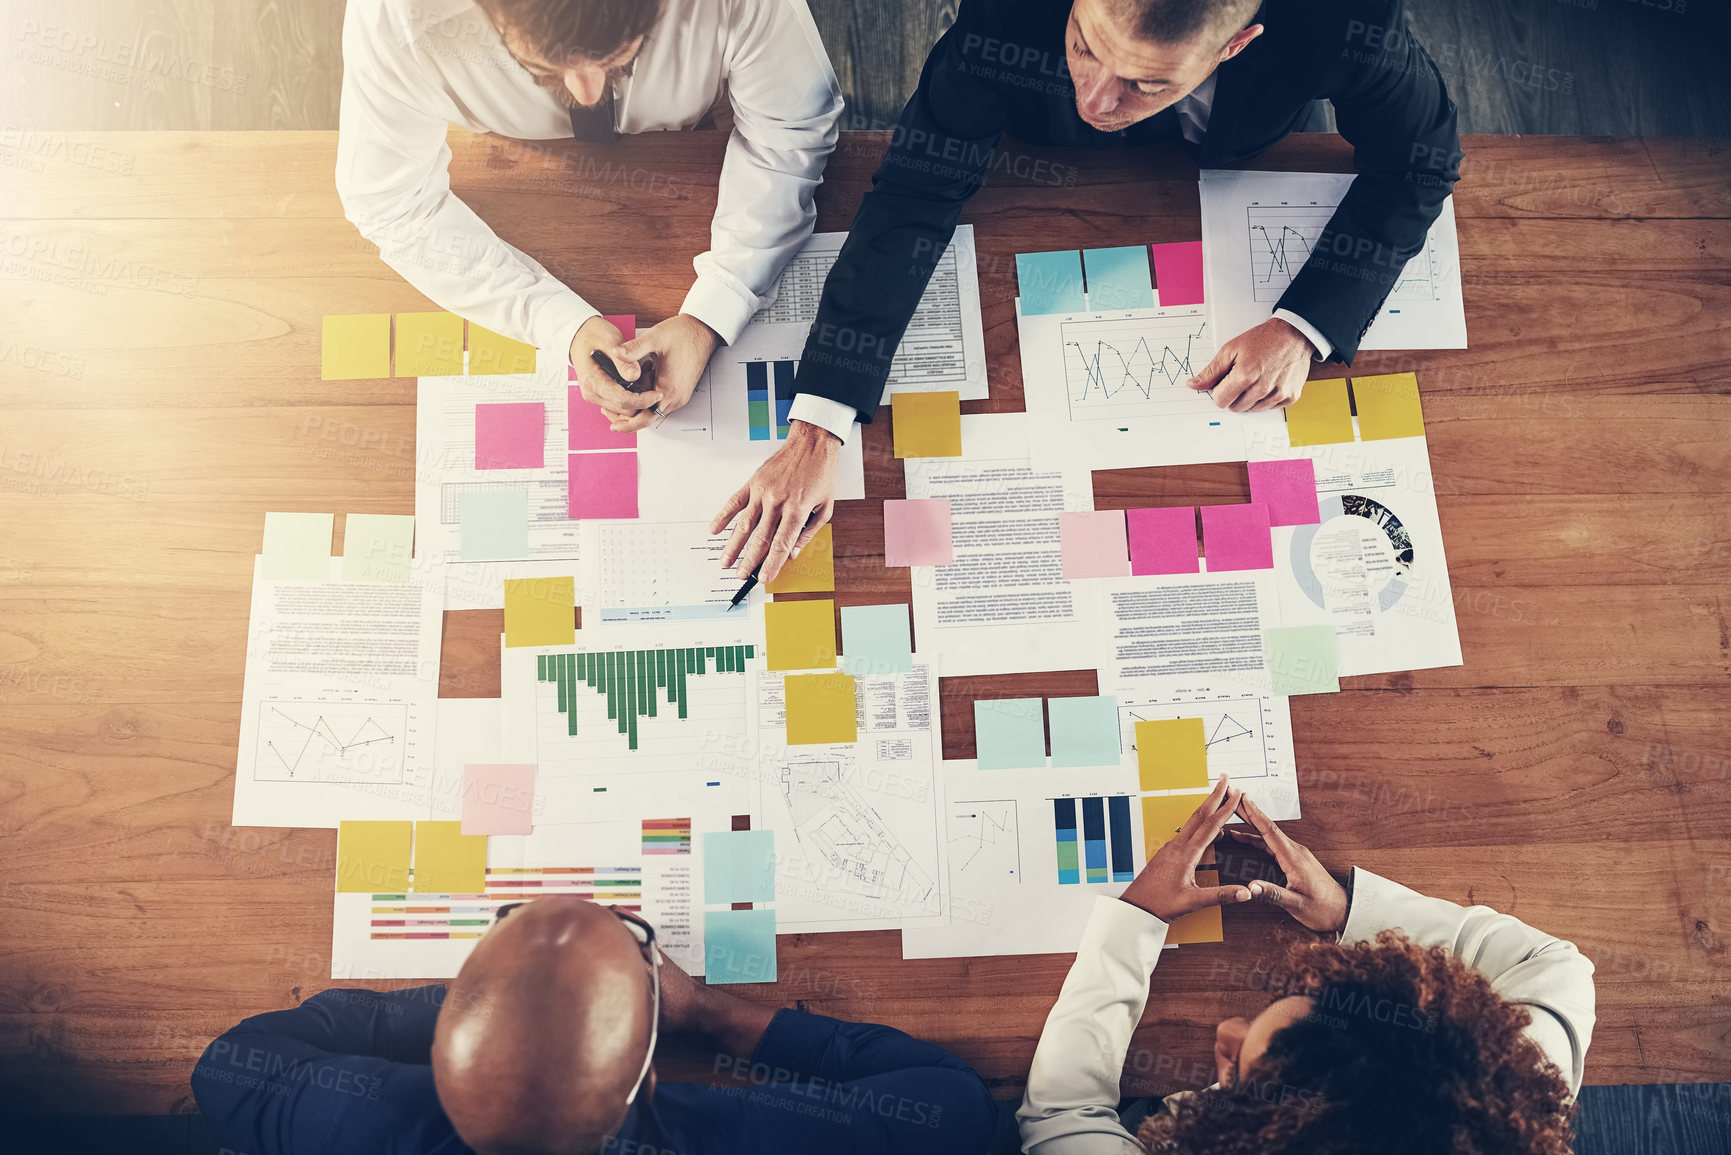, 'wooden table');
1,128,1727,1115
